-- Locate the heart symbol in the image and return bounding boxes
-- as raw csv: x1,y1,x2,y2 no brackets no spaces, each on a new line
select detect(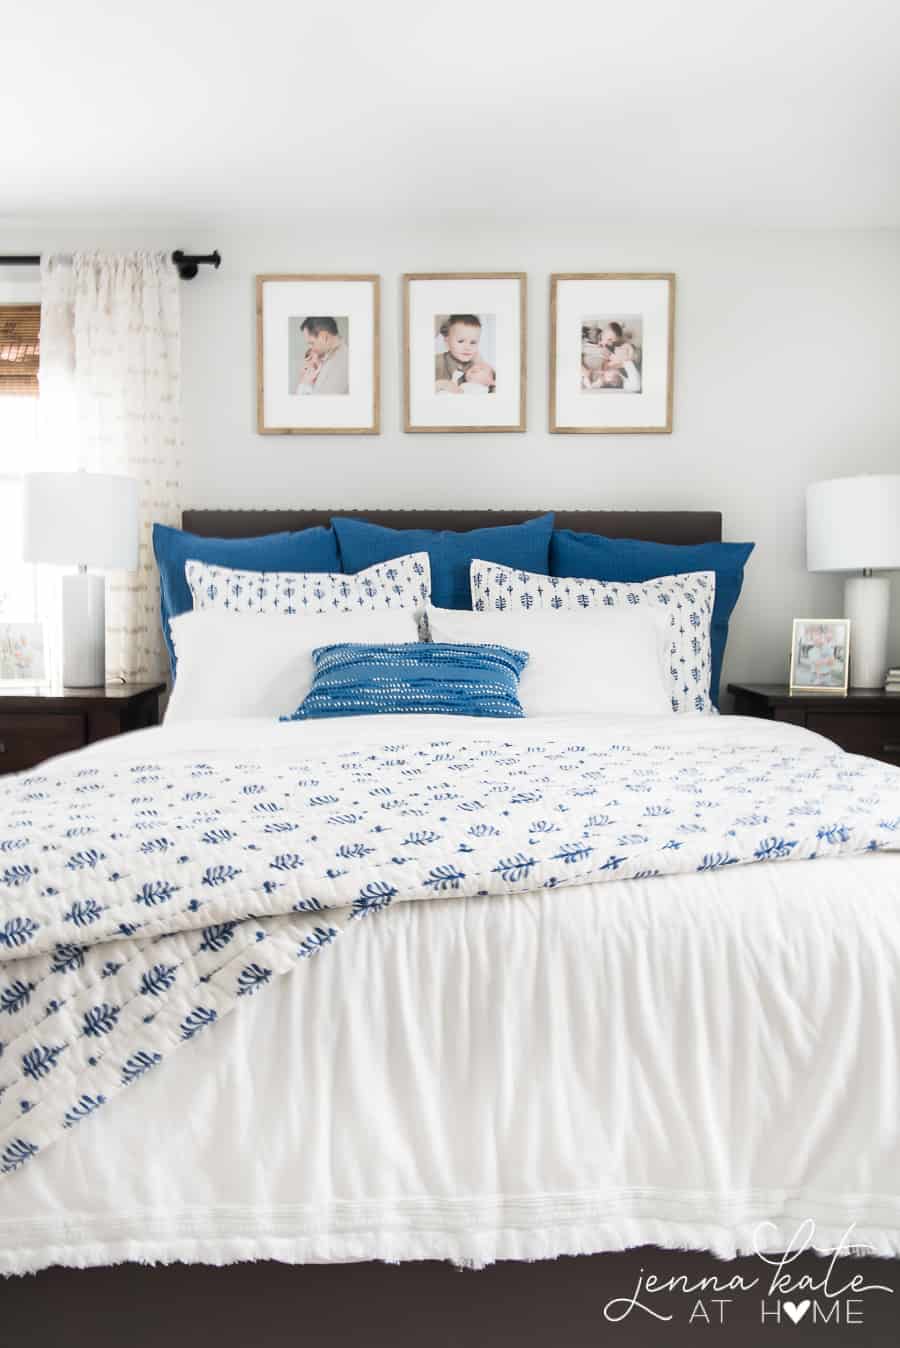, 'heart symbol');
784,1300,811,1325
